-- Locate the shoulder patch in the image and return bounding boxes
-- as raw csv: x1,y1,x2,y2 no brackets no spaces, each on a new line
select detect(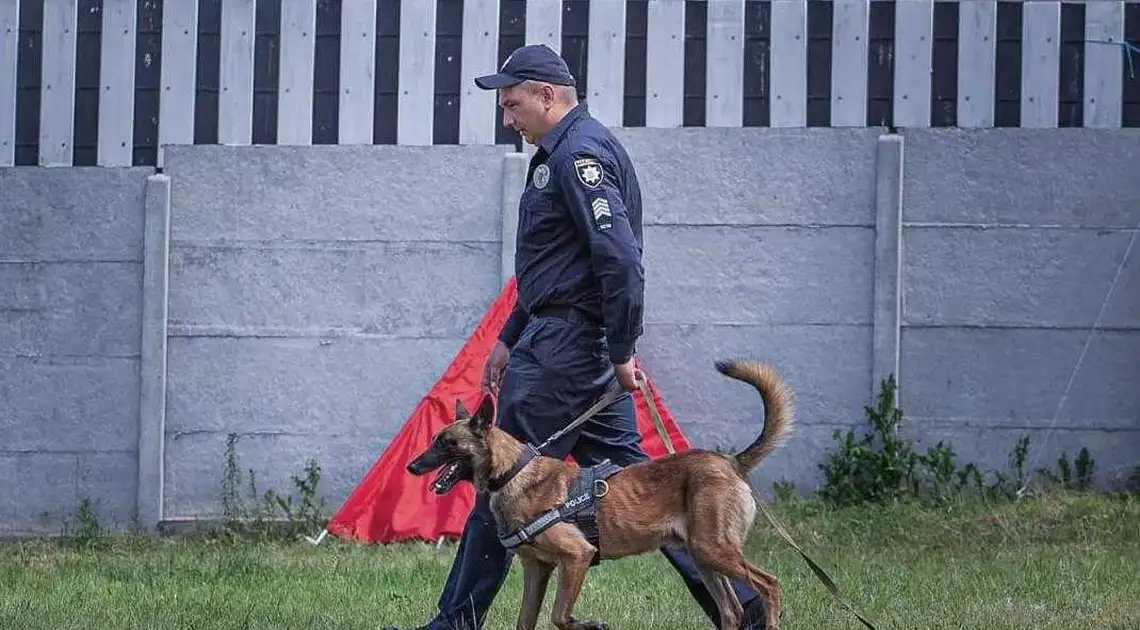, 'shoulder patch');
574,157,604,189
590,195,613,230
